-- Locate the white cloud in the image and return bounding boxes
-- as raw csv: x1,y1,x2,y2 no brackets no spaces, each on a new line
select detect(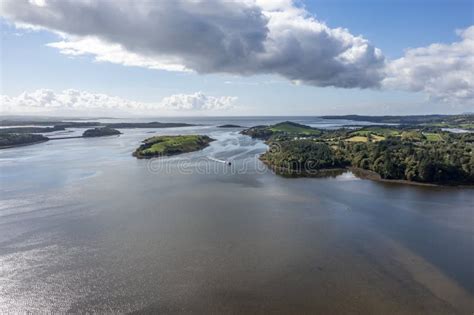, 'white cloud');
1,0,472,106
0,89,237,115
160,92,236,111
0,0,384,88
383,26,474,105
46,36,189,72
